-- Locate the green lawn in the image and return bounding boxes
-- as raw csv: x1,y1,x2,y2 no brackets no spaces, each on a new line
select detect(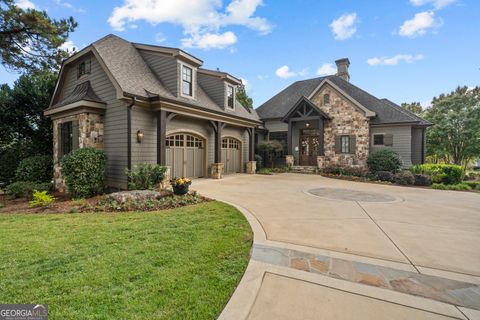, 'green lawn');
0,202,252,319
